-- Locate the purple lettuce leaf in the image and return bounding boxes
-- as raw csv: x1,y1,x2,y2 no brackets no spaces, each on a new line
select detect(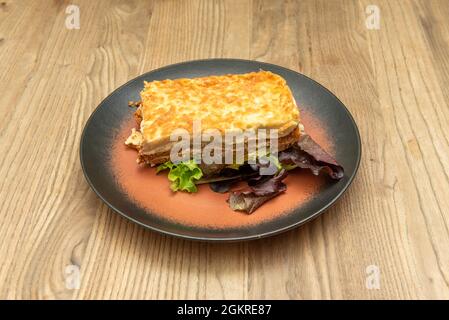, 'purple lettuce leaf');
209,178,241,193
278,135,344,179
228,169,288,214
